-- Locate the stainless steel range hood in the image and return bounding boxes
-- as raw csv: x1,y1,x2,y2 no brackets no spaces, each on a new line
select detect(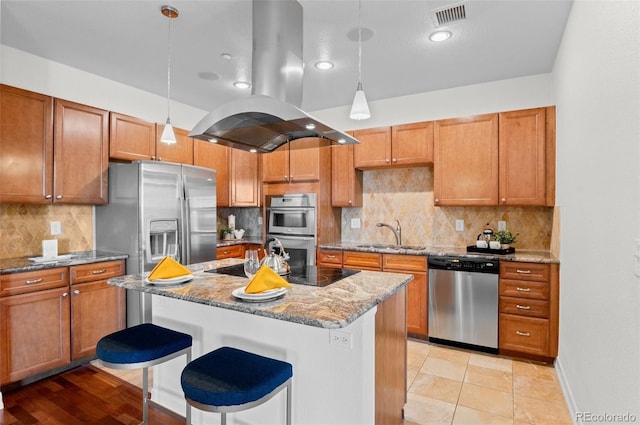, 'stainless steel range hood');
189,0,359,153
